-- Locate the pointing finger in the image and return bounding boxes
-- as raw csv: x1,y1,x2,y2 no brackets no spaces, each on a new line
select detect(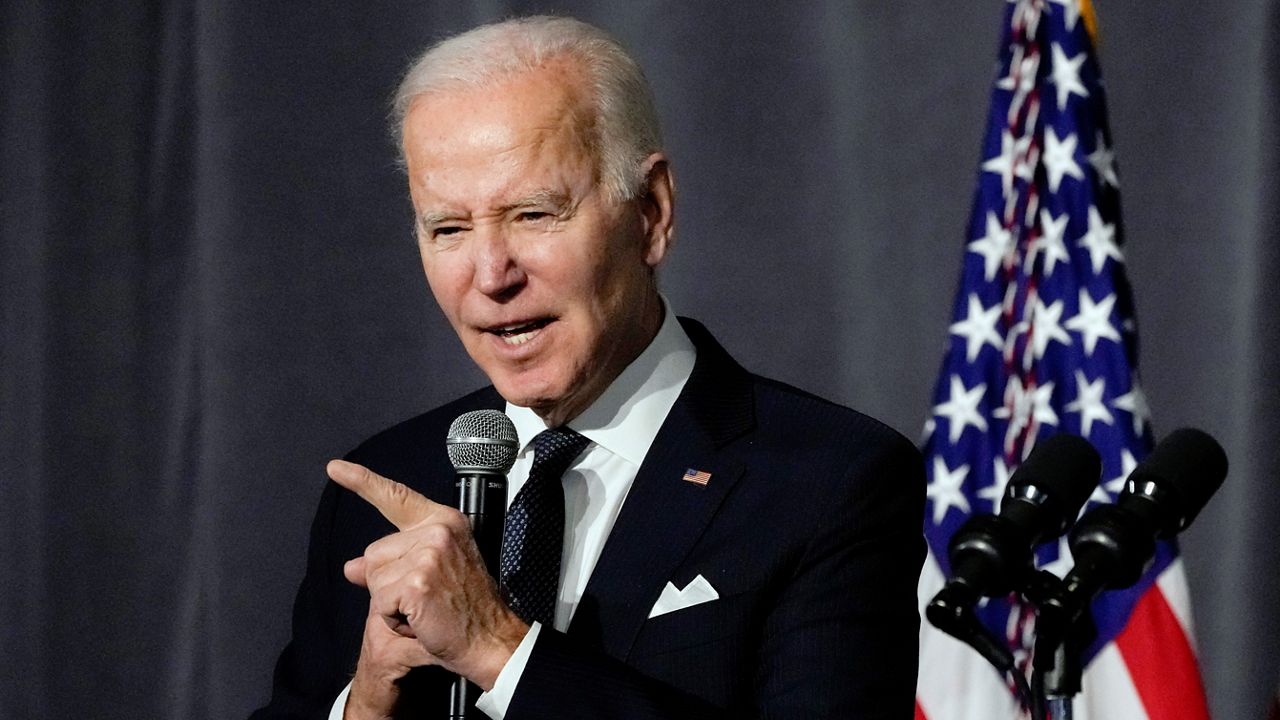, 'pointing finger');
327,459,441,530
